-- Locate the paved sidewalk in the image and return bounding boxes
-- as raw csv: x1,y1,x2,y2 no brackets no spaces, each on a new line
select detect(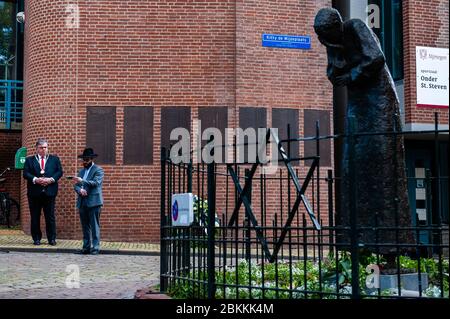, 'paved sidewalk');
0,228,160,256
0,251,159,299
